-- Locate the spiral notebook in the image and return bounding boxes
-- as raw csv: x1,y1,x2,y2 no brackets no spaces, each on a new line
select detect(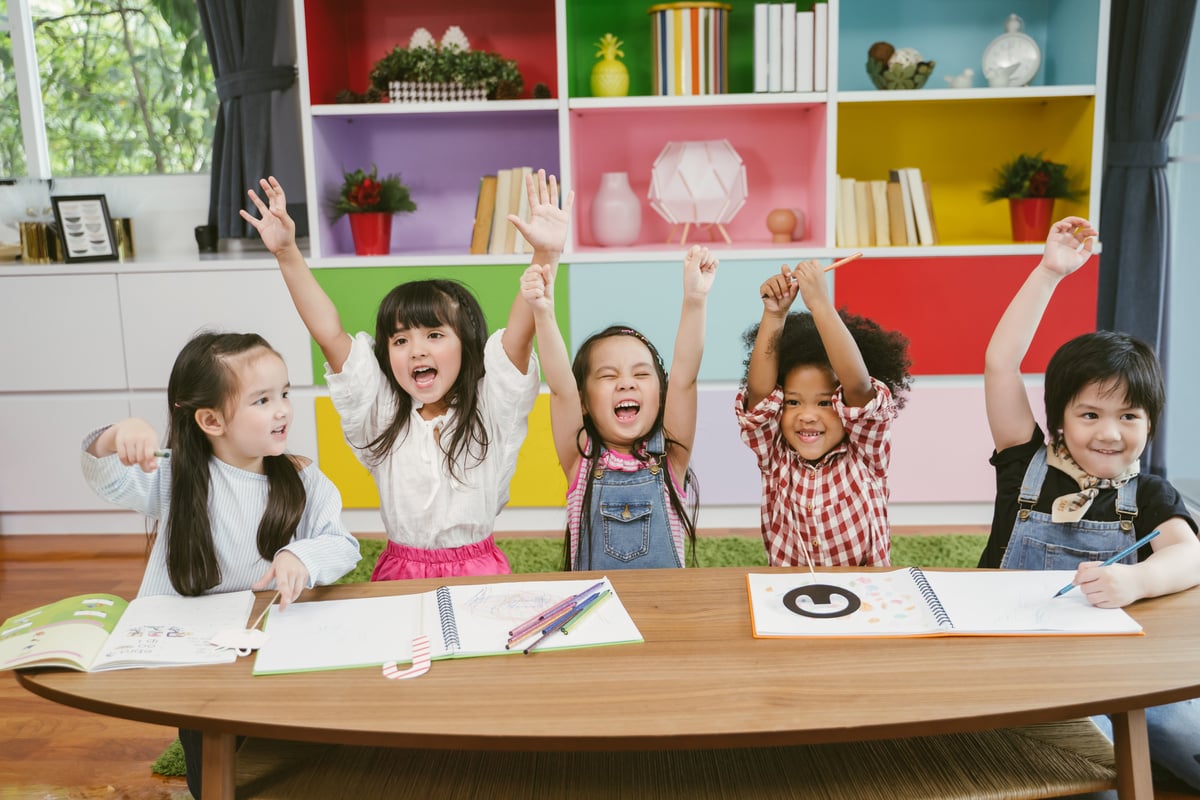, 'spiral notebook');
746,569,1143,638
253,577,643,675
